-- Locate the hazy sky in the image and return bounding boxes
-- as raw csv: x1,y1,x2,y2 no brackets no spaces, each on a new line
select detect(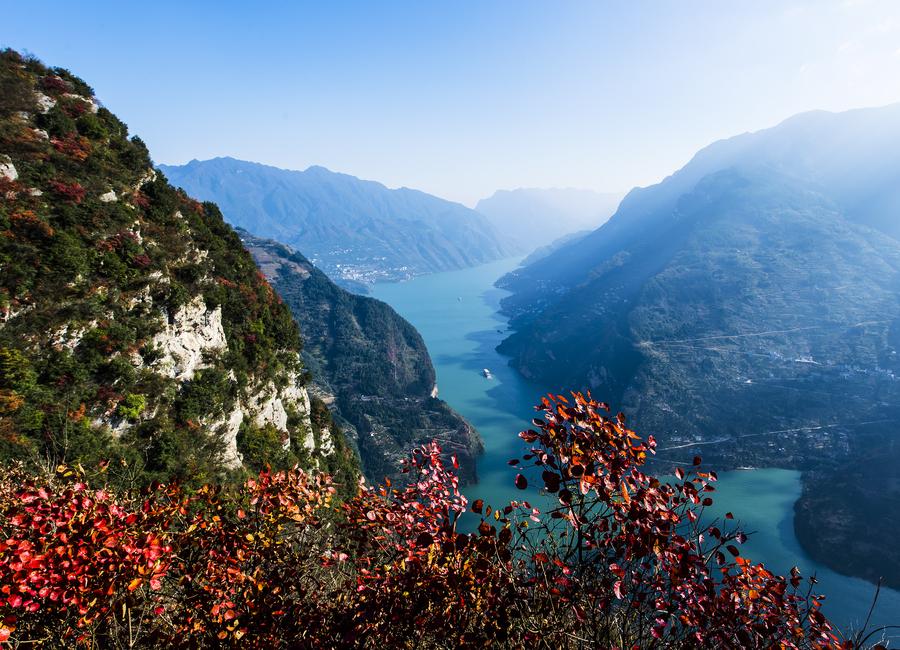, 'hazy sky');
5,1,900,205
